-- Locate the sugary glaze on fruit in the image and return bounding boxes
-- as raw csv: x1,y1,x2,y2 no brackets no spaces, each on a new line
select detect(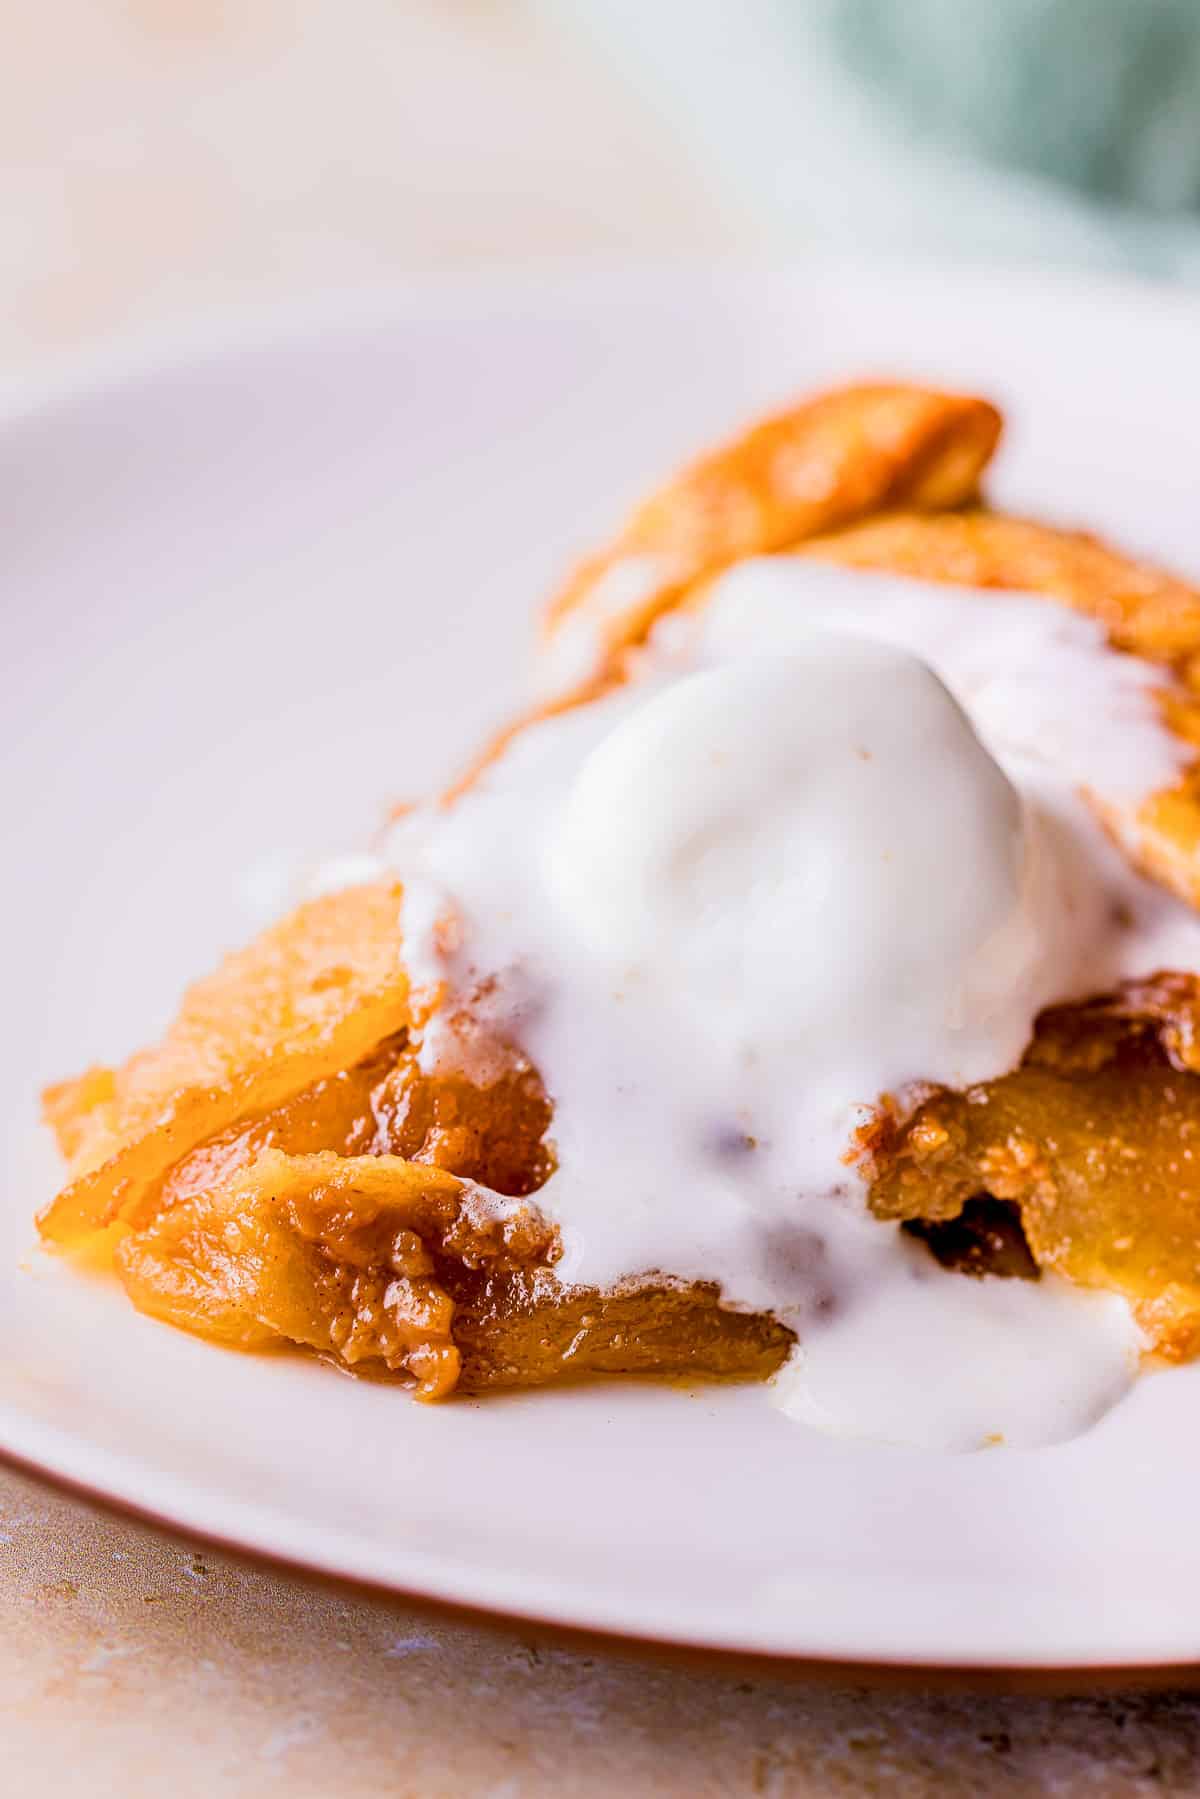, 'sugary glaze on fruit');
117,1147,559,1400
862,977,1200,1360
40,881,415,1243
35,383,1200,1446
